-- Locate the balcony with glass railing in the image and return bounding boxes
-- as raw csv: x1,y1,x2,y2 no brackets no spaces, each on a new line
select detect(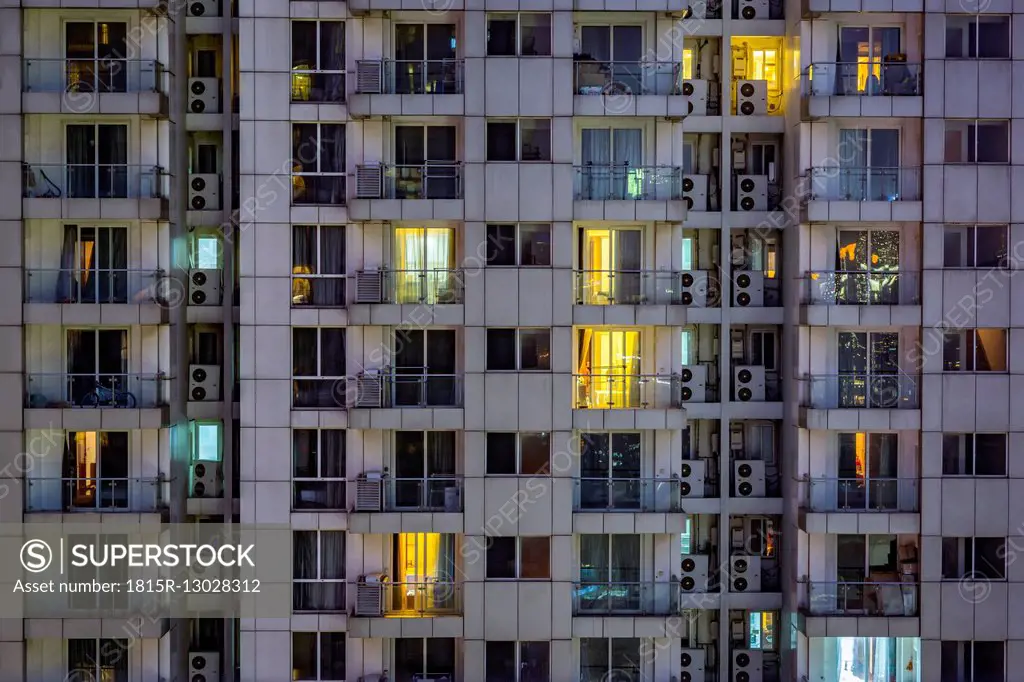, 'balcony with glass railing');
573,478,681,512
355,59,464,95
356,268,464,305
802,271,921,306
806,478,919,512
573,582,680,616
802,374,919,410
23,164,164,200
353,581,462,617
807,166,921,202
573,373,682,410
25,476,165,512
353,163,463,202
24,58,164,95
383,477,463,512
574,61,685,96
573,270,715,306
25,268,165,305
349,370,464,409
804,62,923,98
574,166,683,201
26,373,169,409
805,581,918,617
